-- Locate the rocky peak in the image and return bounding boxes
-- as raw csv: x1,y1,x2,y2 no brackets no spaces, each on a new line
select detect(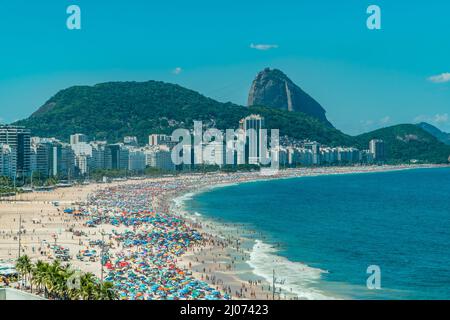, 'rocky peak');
248,68,332,126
